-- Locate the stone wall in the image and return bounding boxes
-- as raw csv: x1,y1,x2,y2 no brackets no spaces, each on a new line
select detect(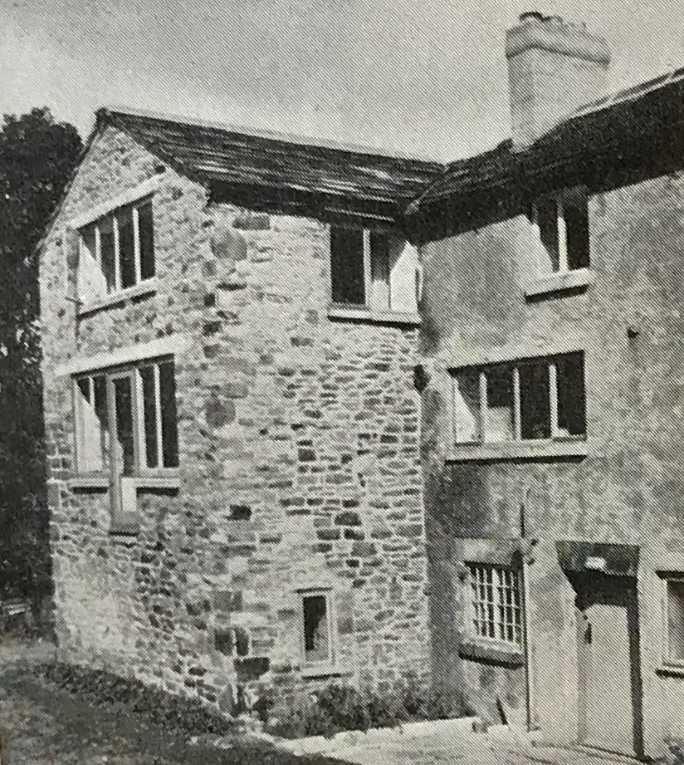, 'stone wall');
419,169,684,756
40,125,429,712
